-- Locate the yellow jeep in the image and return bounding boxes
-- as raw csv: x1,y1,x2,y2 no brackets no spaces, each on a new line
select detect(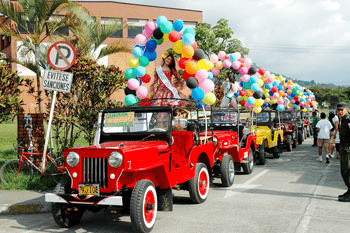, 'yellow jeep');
254,110,284,159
